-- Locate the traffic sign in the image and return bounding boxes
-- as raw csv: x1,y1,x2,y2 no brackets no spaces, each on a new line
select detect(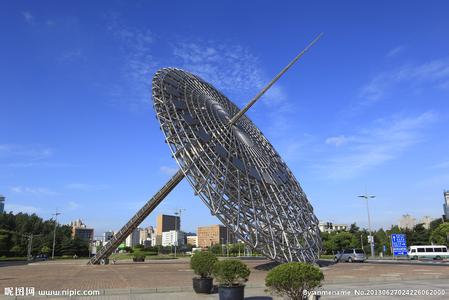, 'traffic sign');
391,234,407,256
